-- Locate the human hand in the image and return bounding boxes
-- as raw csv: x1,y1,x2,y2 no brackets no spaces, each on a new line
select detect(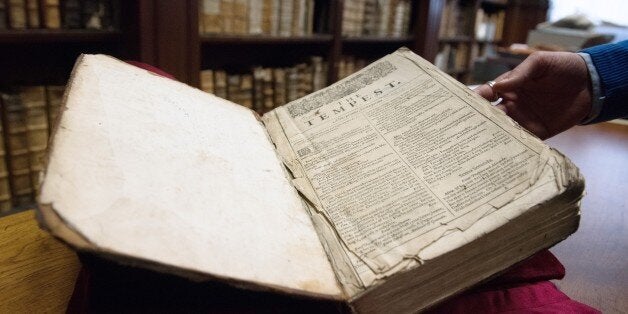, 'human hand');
475,52,592,139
